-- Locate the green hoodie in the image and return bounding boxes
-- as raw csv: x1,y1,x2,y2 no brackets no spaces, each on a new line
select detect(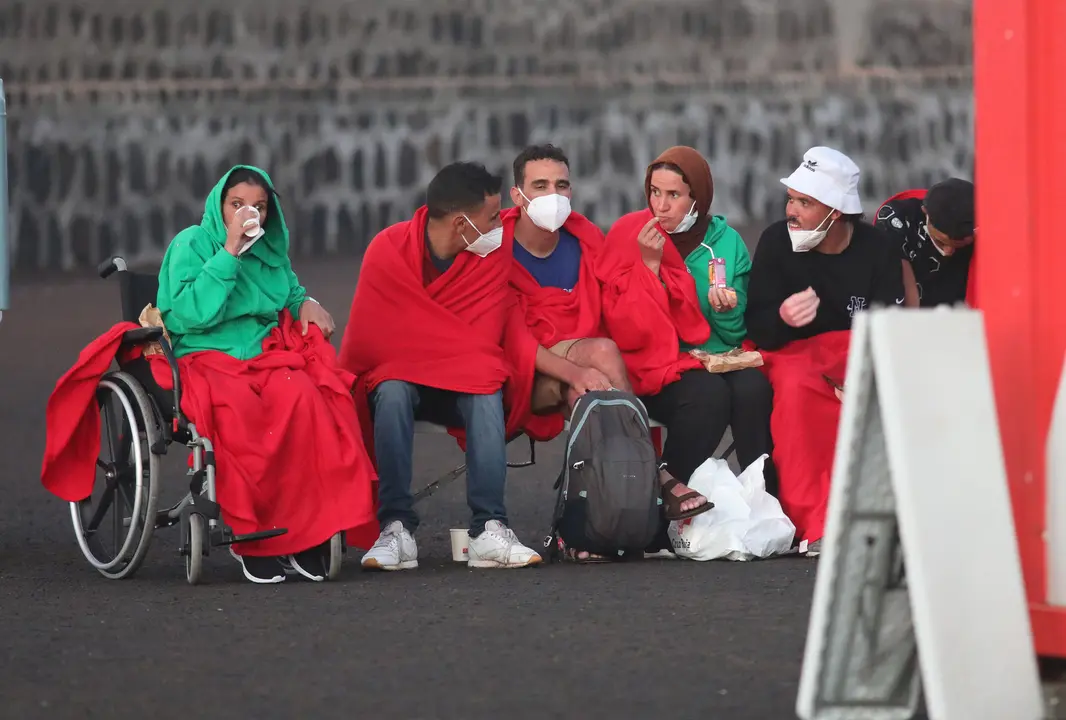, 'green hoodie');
157,165,307,360
681,215,752,354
